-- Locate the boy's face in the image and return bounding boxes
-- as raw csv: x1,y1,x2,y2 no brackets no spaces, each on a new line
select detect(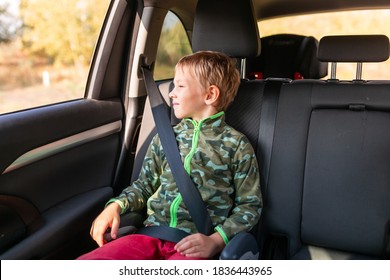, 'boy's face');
170,65,217,121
